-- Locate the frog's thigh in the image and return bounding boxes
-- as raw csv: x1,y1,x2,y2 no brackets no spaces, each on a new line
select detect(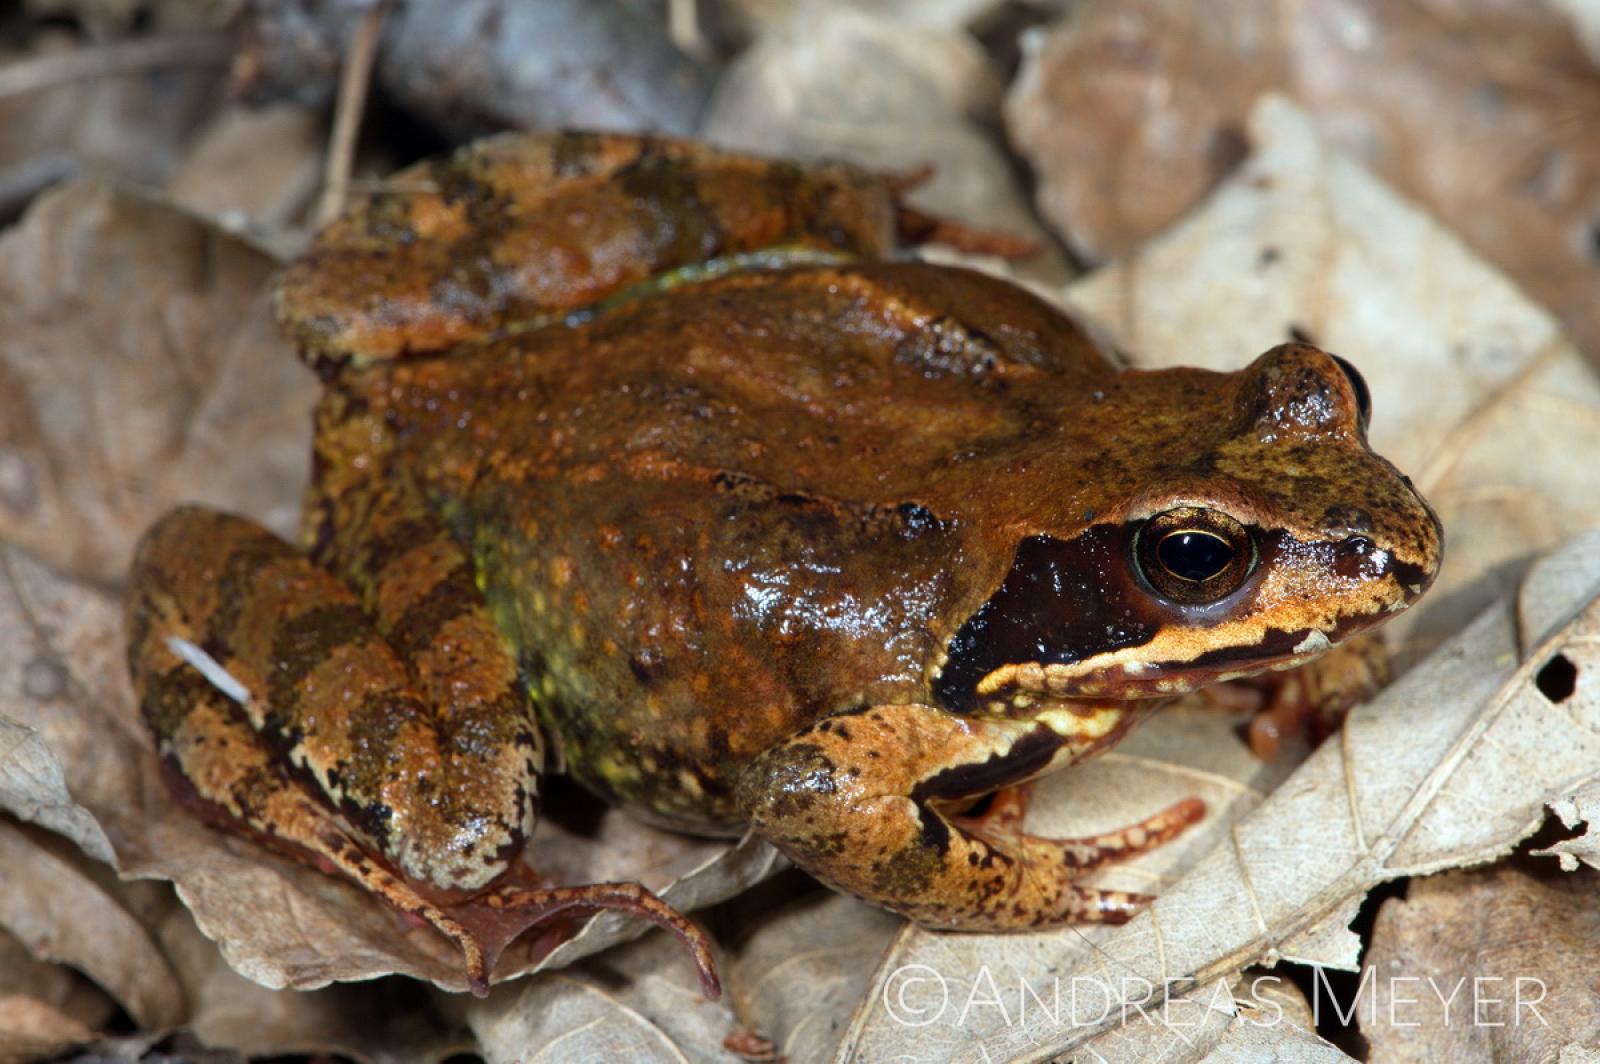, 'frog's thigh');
128,506,536,891
737,705,1204,930
306,473,544,823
